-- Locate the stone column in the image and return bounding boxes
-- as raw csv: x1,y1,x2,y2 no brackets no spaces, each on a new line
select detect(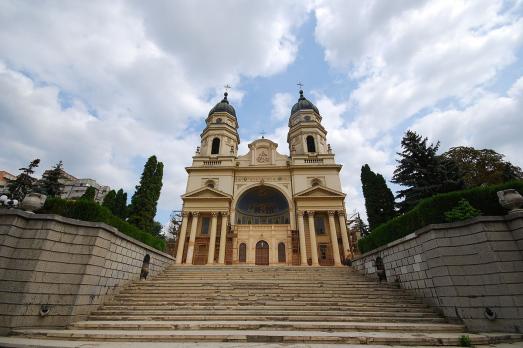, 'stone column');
338,211,351,261
185,212,199,265
218,212,228,264
307,211,319,266
207,212,218,264
297,211,307,265
175,212,189,265
328,211,342,266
